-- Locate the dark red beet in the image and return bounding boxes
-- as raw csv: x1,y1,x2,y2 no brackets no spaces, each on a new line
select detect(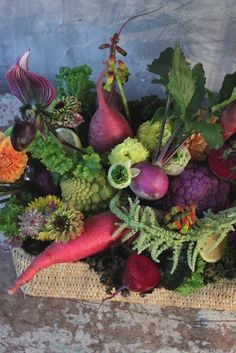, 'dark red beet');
208,144,236,180
122,253,161,292
99,253,160,307
220,101,236,140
